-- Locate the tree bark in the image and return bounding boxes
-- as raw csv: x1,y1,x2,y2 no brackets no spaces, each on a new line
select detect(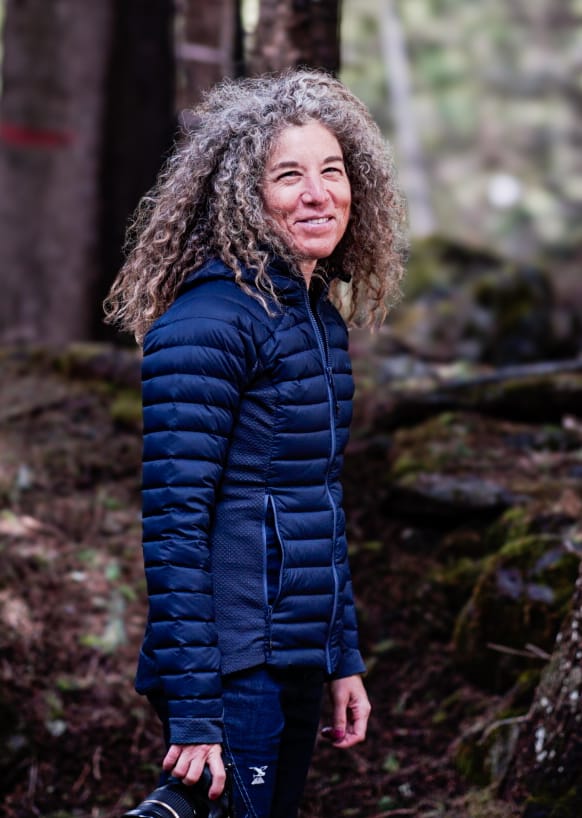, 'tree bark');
0,0,113,343
176,0,243,112
248,0,341,75
97,0,176,341
0,0,177,343
502,562,582,809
